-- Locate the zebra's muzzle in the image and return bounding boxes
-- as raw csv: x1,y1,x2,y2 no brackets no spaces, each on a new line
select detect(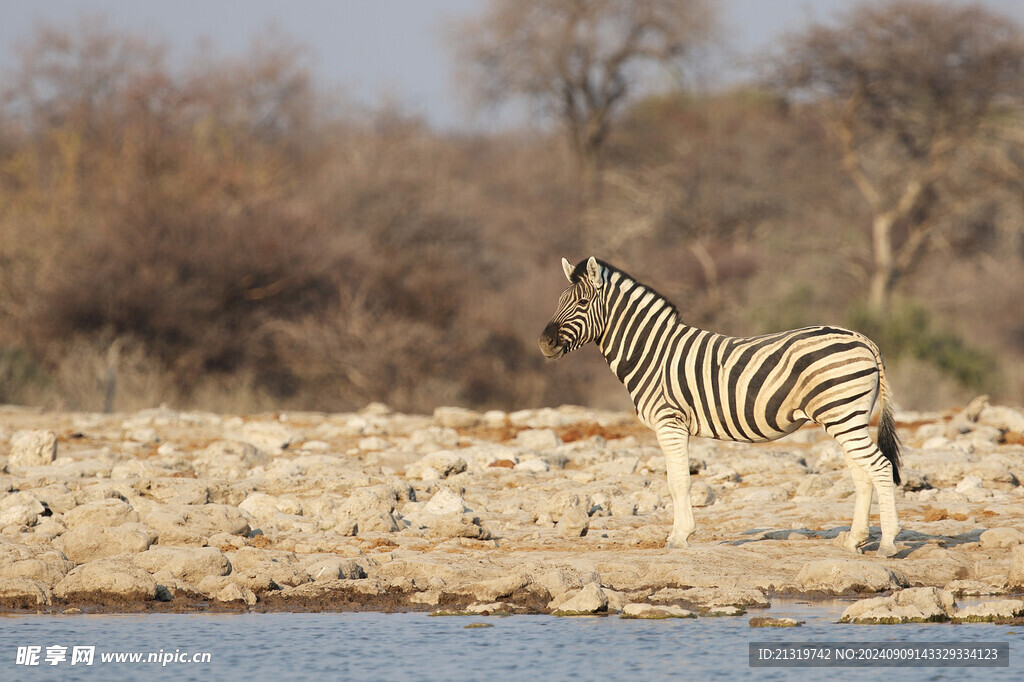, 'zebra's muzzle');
539,323,565,359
